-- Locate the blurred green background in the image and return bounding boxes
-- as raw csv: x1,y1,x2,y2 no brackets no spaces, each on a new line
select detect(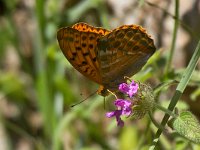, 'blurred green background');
0,0,200,150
